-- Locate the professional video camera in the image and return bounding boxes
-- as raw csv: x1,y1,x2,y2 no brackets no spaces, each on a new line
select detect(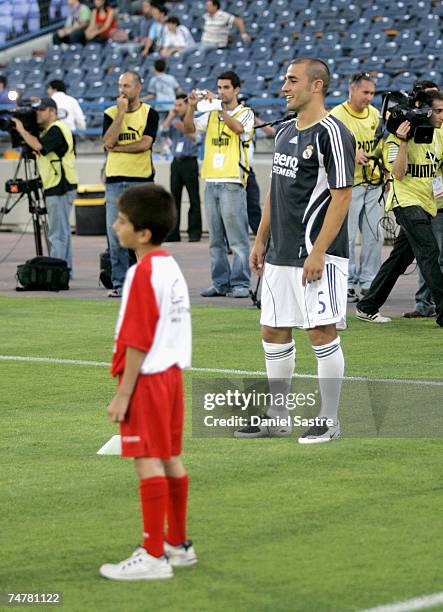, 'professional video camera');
381,87,434,144
0,100,39,149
